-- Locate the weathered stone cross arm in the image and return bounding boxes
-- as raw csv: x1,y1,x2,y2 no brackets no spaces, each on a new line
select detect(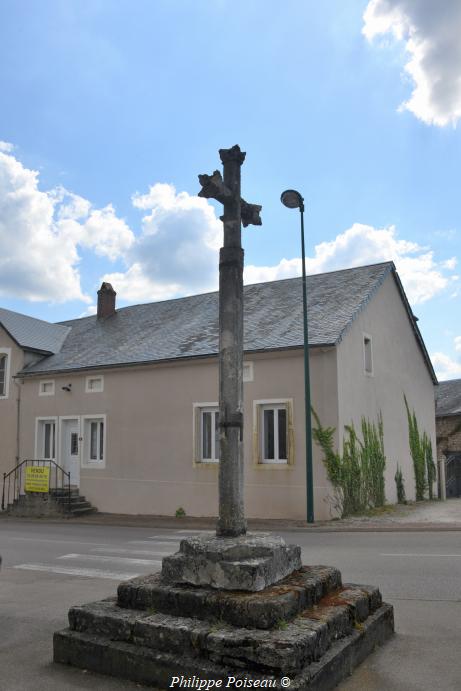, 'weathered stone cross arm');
198,170,262,227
